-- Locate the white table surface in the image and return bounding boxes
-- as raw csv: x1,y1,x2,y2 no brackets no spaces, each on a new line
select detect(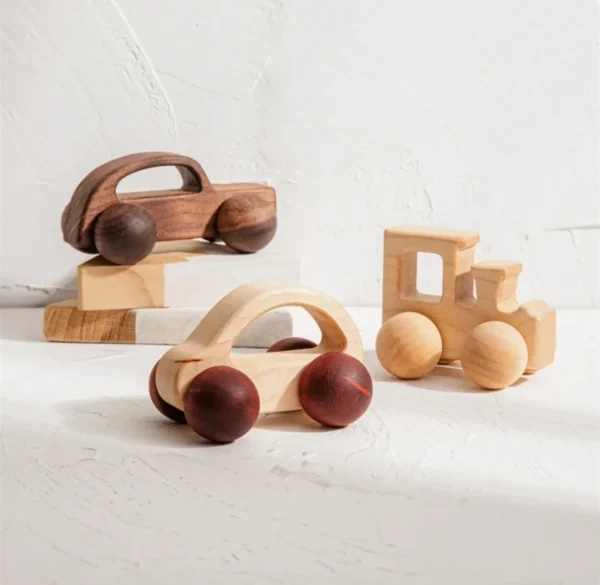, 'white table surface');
1,307,599,585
